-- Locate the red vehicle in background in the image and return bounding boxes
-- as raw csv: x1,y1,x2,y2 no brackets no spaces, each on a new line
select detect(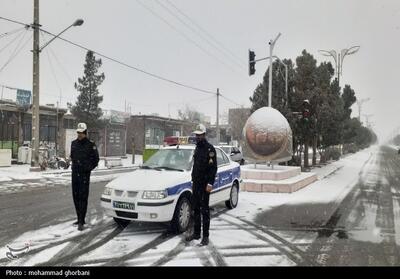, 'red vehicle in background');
163,136,179,146
163,135,196,146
